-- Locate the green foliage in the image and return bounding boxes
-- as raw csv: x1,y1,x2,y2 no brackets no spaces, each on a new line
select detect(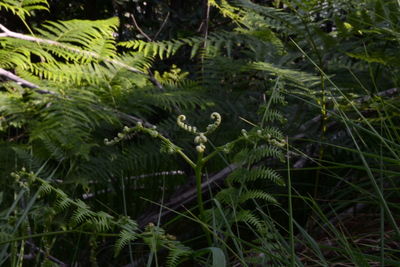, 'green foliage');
141,223,192,267
0,169,195,266
0,0,48,19
1,0,400,265
1,0,300,264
